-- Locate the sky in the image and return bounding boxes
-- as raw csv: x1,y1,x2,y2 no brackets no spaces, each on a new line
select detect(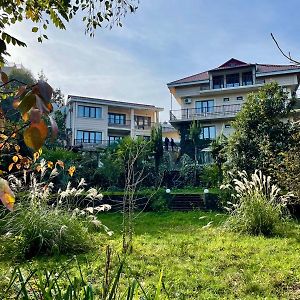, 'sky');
6,0,300,121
